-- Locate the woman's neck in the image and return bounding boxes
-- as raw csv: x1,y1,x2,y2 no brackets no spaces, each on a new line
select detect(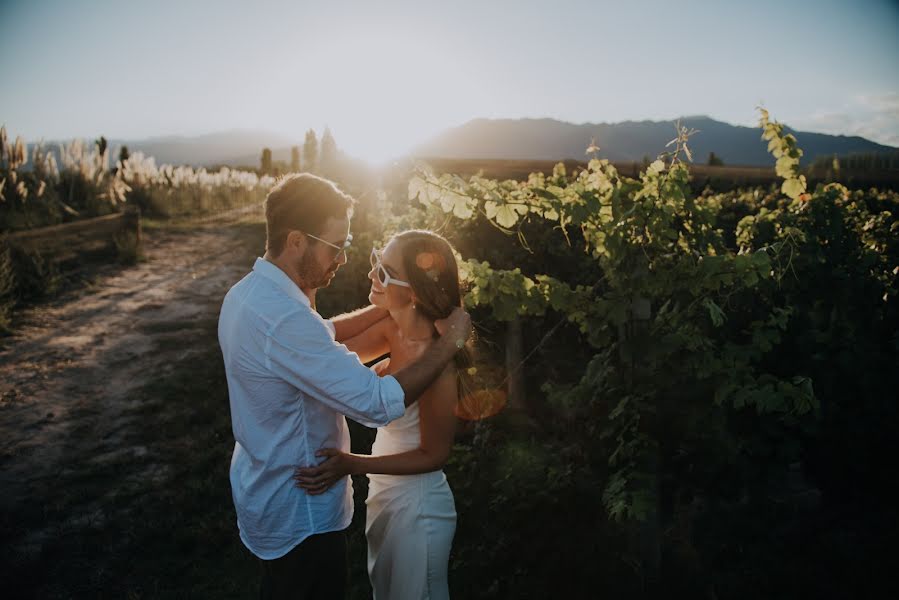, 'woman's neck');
389,305,434,344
